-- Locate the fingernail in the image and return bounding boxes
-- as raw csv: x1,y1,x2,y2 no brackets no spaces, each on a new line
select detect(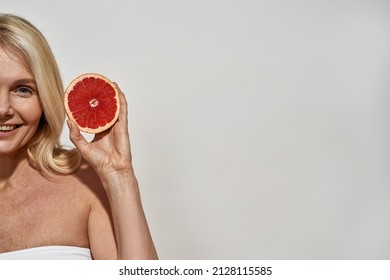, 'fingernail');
67,119,73,129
